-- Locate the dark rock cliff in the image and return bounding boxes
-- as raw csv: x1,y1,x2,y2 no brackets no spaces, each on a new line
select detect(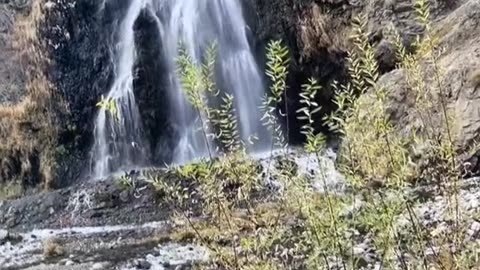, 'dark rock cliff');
249,0,353,143
45,0,130,185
